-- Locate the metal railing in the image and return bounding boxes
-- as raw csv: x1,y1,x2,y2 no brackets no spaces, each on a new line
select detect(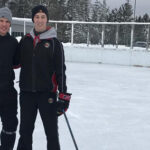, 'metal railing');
11,17,150,49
